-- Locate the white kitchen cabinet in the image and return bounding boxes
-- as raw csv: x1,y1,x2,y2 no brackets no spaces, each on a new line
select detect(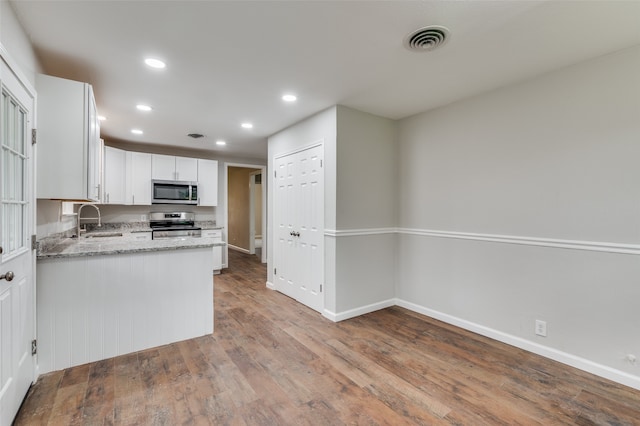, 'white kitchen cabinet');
176,156,198,181
126,152,152,205
103,146,126,204
151,154,175,180
36,74,101,201
152,154,198,181
197,159,218,206
202,229,224,272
